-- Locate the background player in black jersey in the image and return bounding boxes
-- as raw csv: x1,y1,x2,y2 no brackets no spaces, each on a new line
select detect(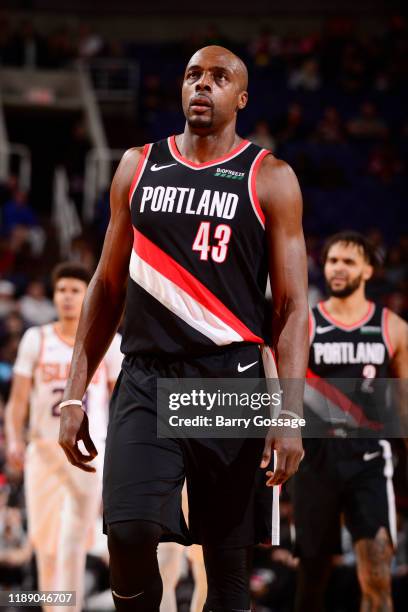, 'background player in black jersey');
57,45,308,611
290,231,408,612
